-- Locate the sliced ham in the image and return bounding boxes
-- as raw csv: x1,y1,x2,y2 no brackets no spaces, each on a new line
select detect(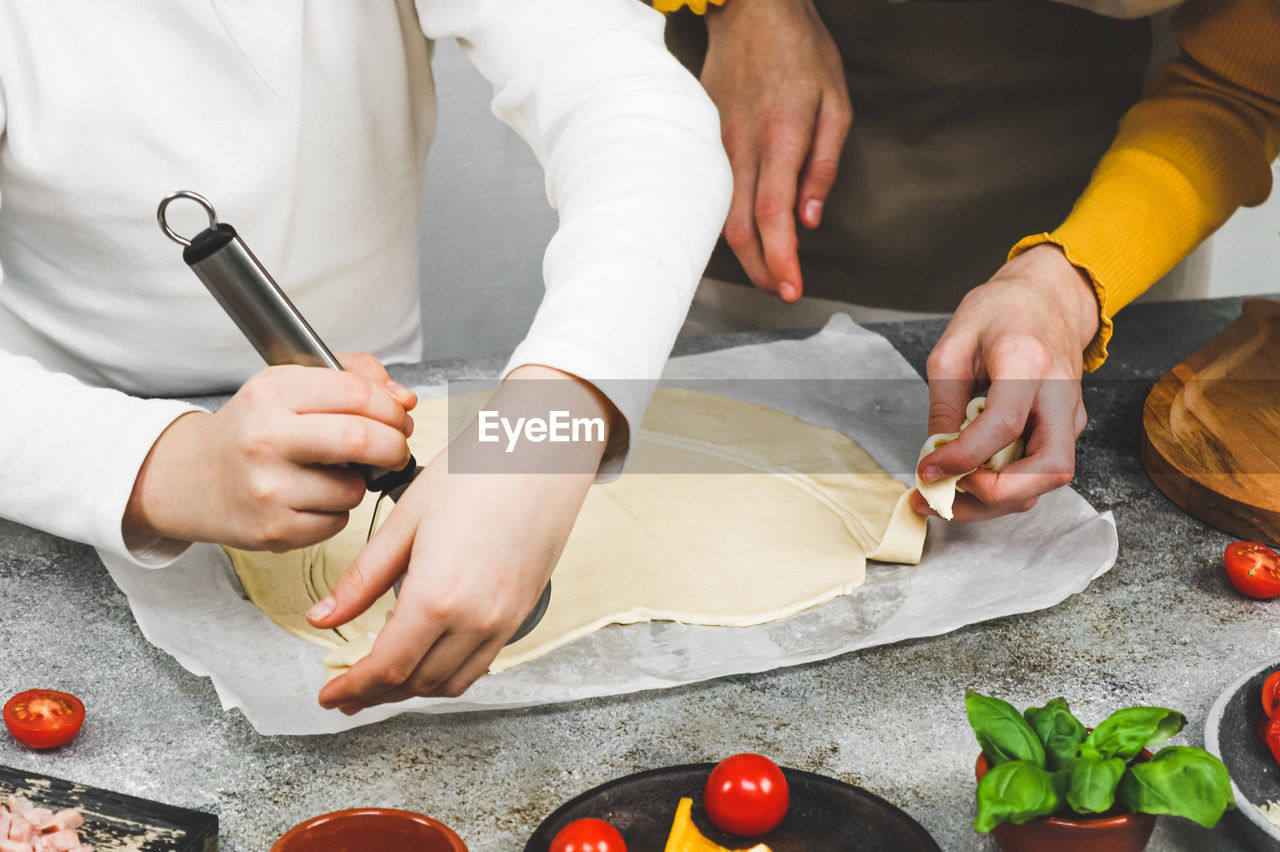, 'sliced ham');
7,819,33,843
21,813,52,833
0,800,88,852
42,832,78,852
45,815,78,836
